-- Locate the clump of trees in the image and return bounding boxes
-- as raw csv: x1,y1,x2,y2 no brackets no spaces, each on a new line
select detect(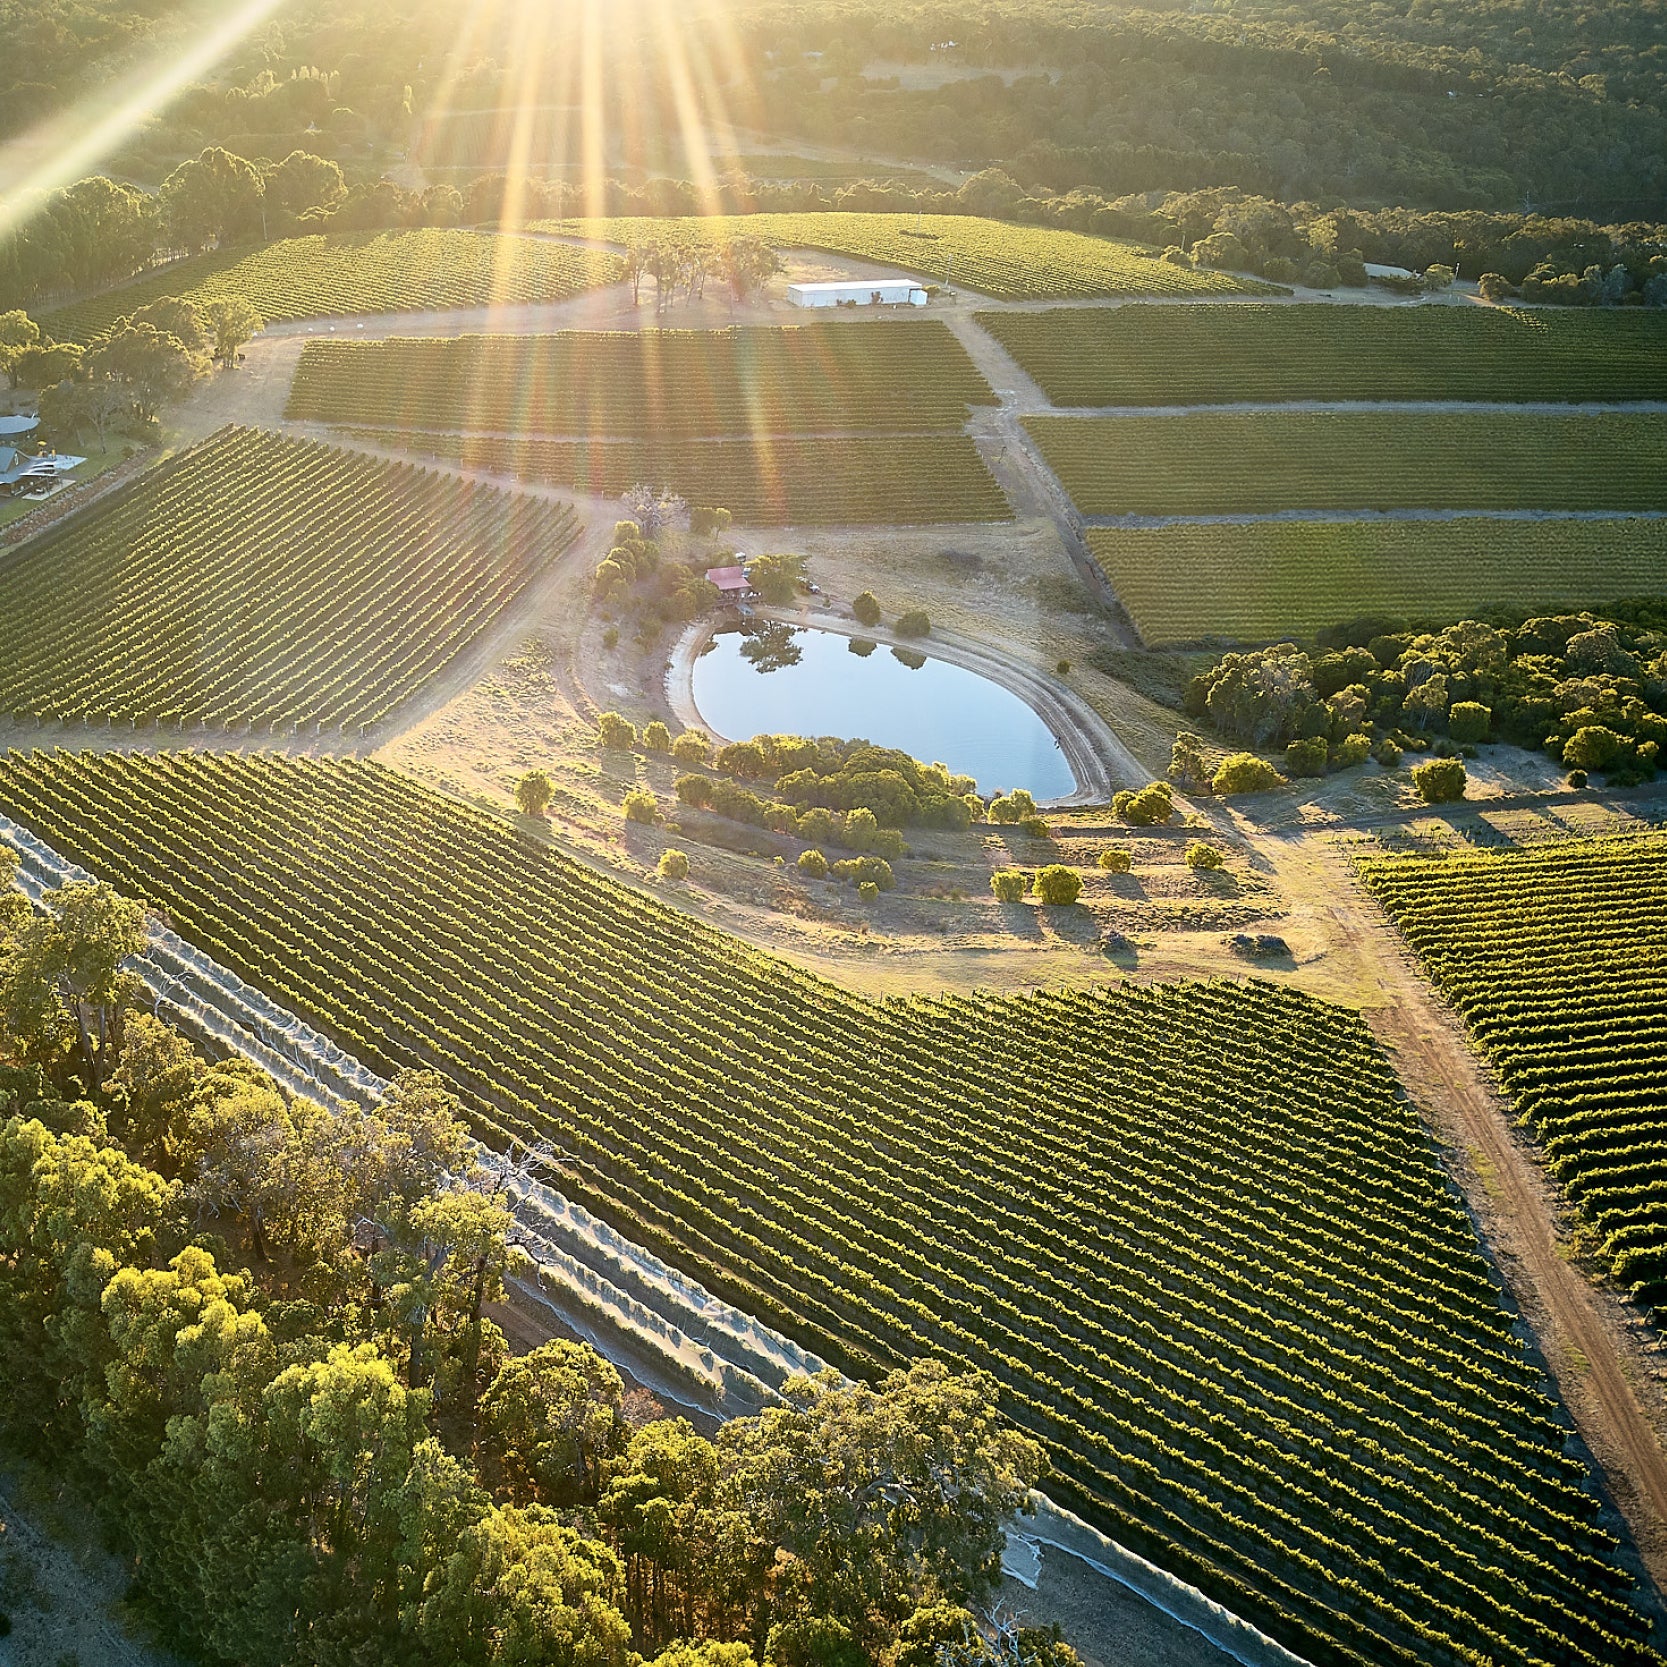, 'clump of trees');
1184,607,1667,787
0,858,1057,1667
26,290,261,450
593,517,720,629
